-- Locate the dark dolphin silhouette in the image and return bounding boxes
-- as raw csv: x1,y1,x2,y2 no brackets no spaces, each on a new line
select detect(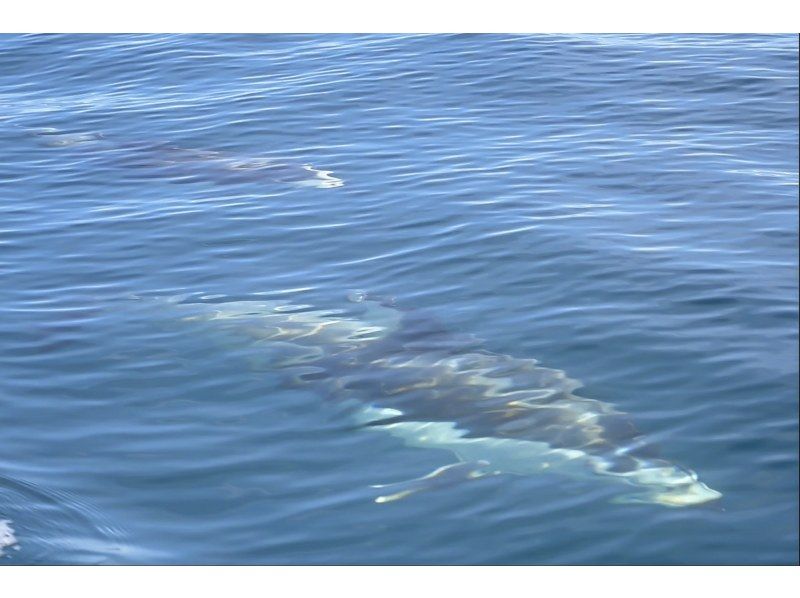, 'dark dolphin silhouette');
30,128,343,189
